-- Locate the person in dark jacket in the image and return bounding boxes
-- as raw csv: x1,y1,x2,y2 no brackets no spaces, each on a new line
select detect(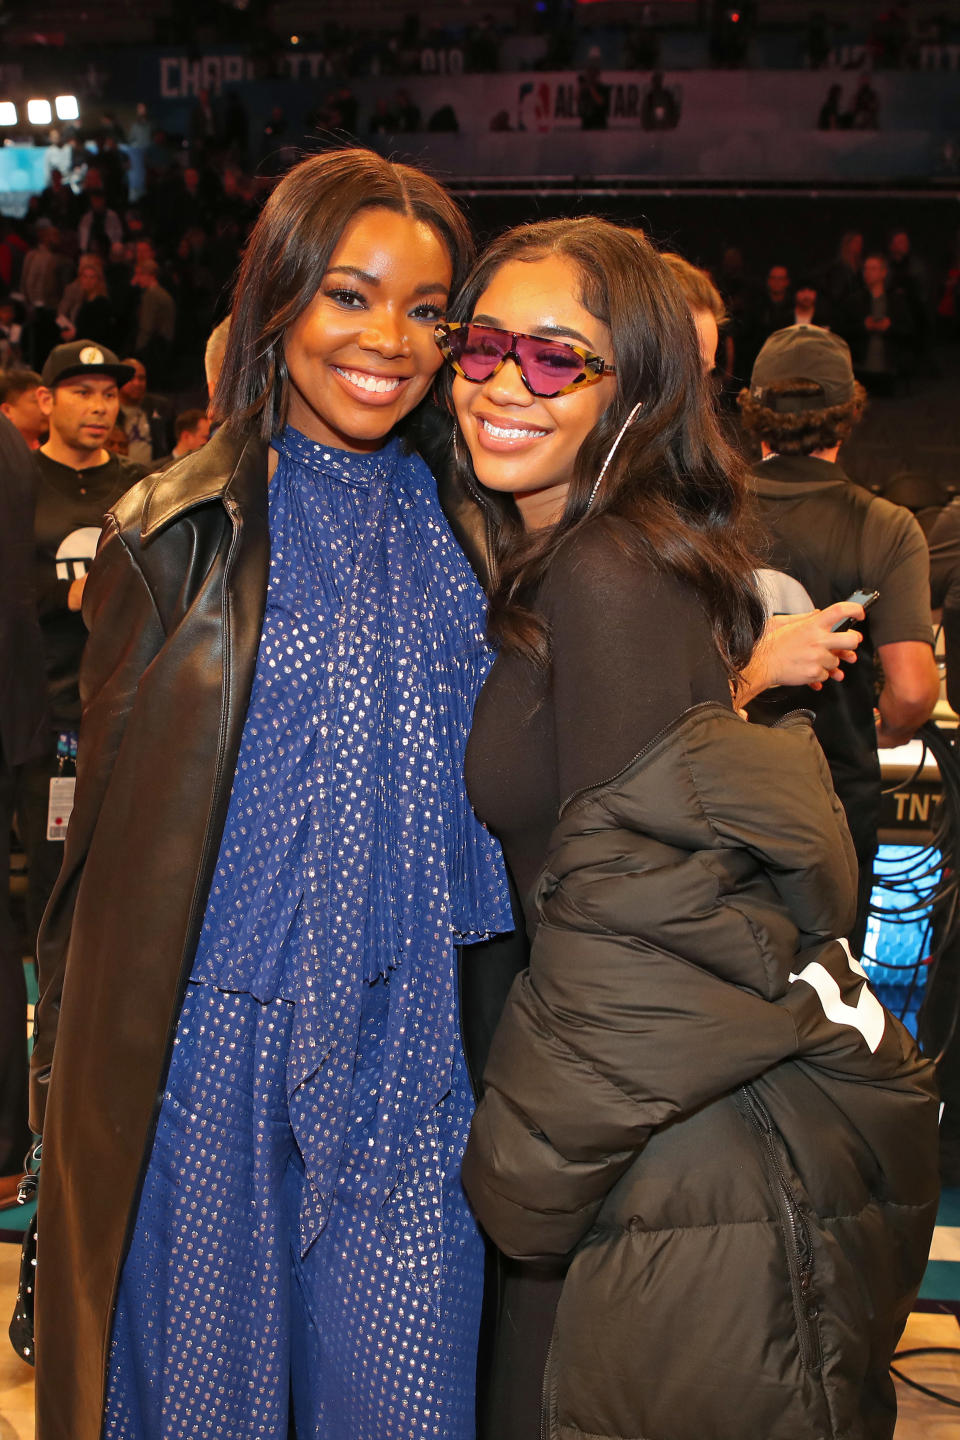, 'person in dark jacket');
739,325,939,958
435,217,939,1440
0,413,48,1206
30,150,515,1440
